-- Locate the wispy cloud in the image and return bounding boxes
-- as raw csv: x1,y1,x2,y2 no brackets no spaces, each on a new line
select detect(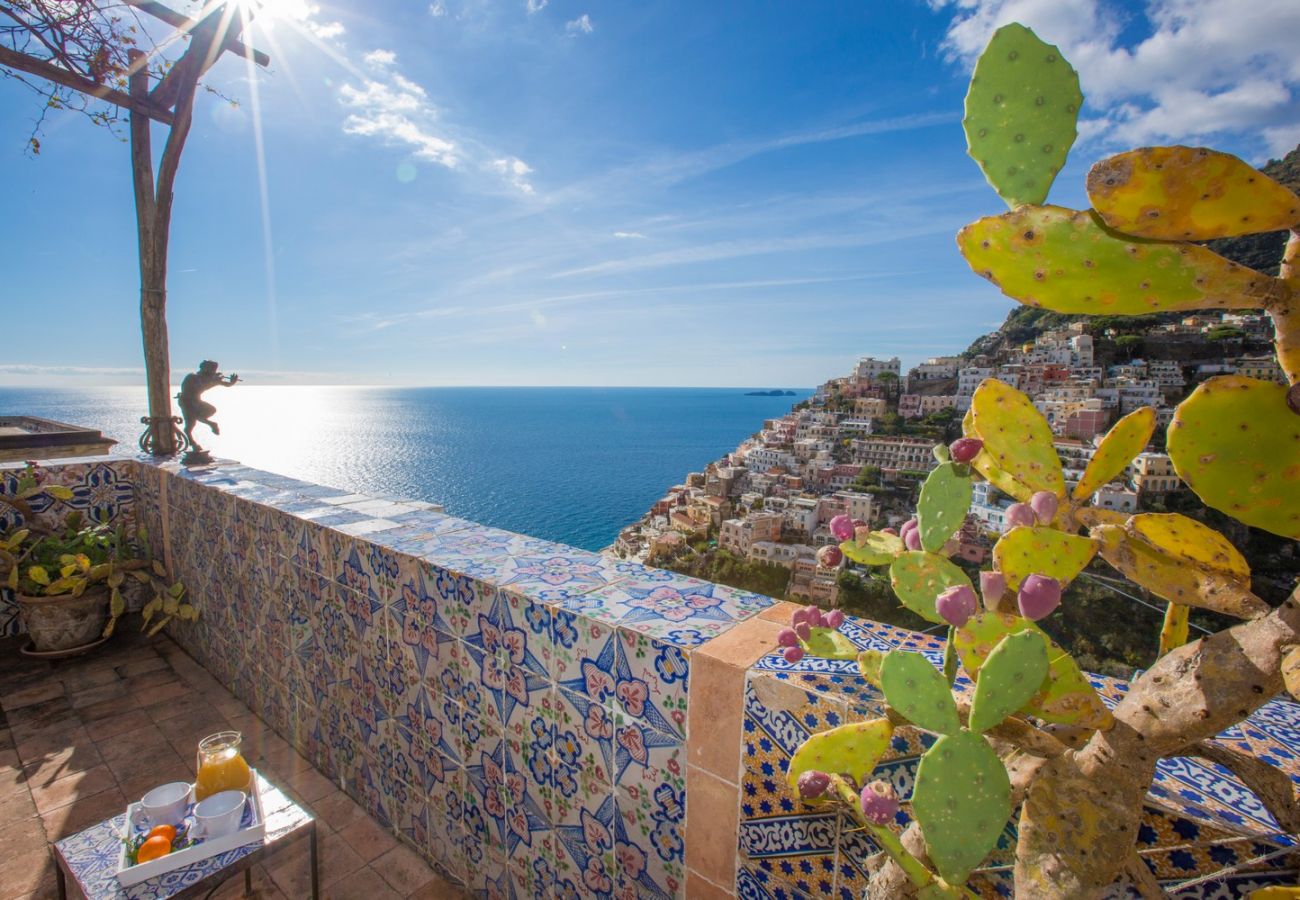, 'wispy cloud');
526,0,548,13
338,75,458,166
613,231,646,239
491,157,536,194
362,48,397,69
428,2,446,16
566,14,594,35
